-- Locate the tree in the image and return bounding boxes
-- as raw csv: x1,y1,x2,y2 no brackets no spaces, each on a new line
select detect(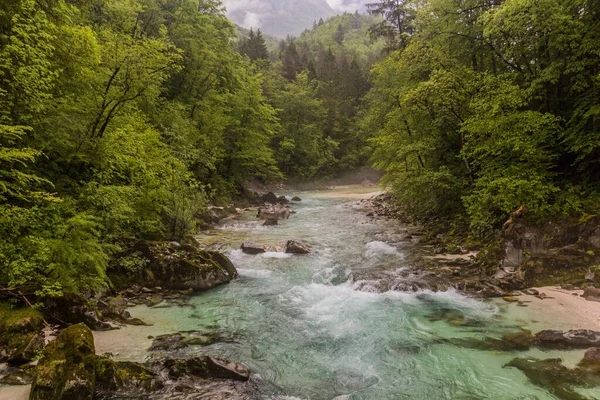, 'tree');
366,0,416,50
